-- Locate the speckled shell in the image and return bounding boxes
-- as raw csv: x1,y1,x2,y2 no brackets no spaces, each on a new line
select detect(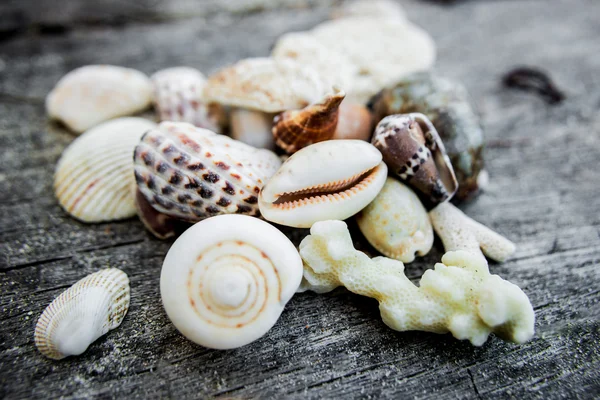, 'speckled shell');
273,88,346,154
356,178,433,263
259,140,388,228
151,67,224,133
54,117,157,222
372,113,458,210
160,214,303,349
134,122,281,224
34,268,130,360
369,72,484,200
332,101,374,141
46,65,153,133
